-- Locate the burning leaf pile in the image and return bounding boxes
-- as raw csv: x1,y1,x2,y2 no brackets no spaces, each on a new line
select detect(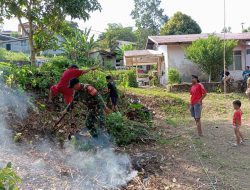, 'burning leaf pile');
0,81,138,189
